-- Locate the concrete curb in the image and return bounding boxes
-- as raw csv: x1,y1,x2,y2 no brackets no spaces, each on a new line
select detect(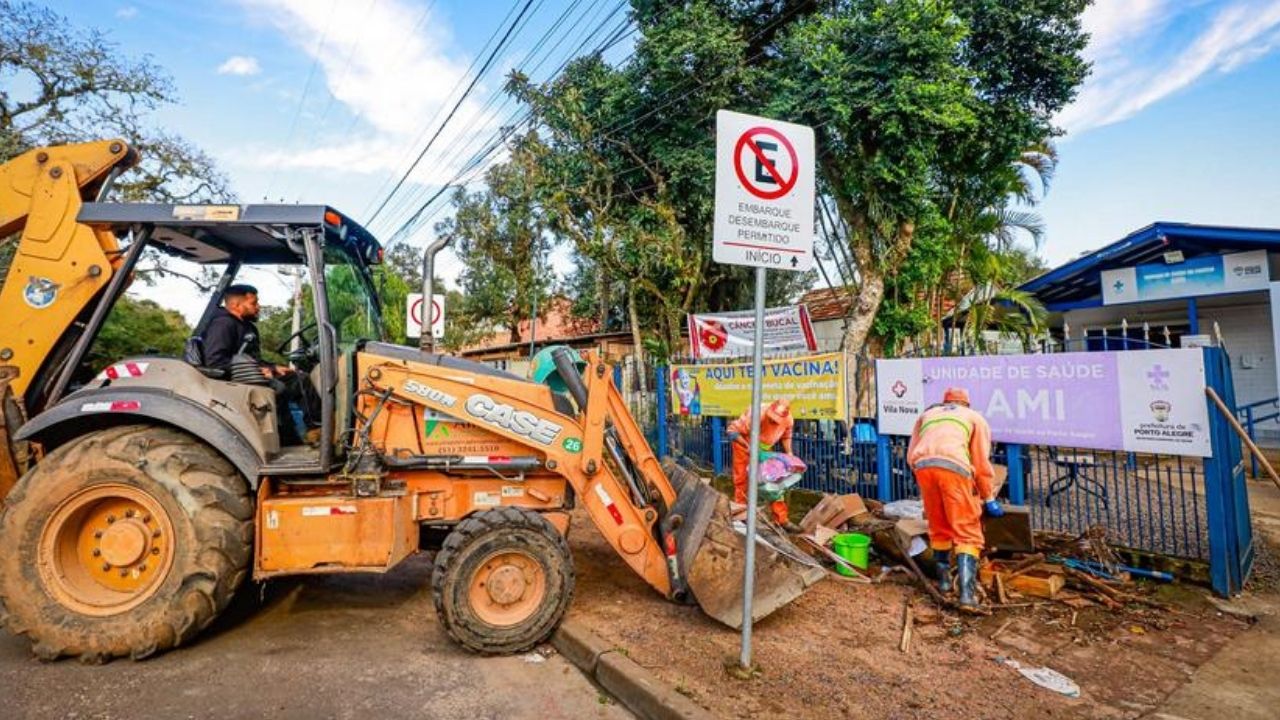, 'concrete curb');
553,620,716,720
